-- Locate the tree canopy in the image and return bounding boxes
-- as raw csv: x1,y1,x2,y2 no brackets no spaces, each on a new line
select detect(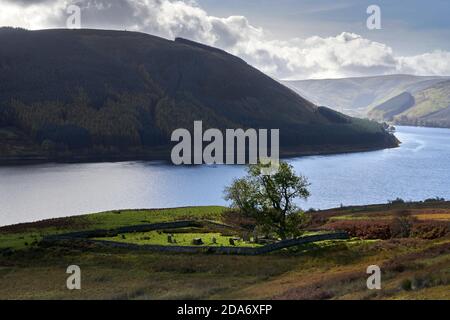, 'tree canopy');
224,161,311,239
